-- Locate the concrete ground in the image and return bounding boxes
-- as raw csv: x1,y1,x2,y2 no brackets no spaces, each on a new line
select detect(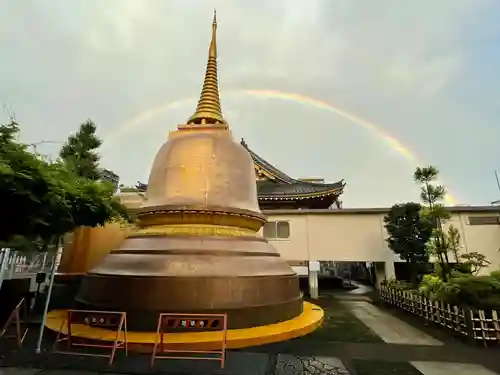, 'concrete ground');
340,300,498,375
0,294,498,375
411,362,499,375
